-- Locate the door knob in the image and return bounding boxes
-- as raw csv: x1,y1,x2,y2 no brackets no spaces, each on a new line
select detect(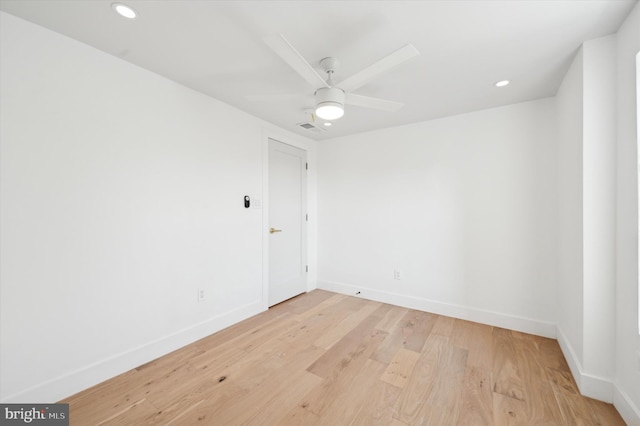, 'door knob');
269,228,282,234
